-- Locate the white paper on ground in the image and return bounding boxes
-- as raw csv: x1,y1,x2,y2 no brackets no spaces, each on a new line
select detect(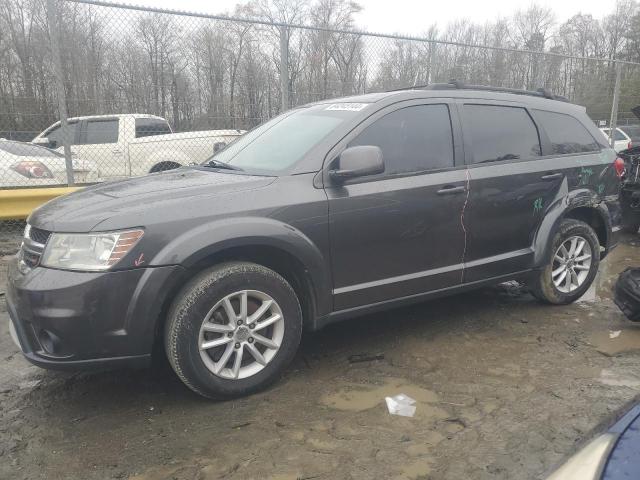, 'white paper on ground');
385,394,417,417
